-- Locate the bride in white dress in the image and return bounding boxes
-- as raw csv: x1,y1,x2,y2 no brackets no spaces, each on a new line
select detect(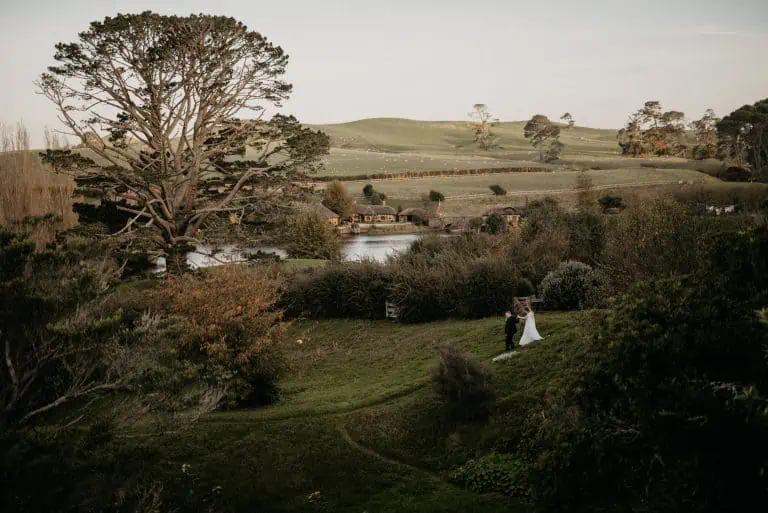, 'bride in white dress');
518,307,543,346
